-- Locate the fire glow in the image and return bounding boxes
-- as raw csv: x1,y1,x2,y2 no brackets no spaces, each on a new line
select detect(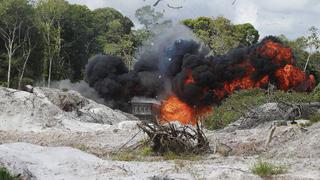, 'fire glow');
86,37,316,126
160,96,212,125
159,40,315,125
